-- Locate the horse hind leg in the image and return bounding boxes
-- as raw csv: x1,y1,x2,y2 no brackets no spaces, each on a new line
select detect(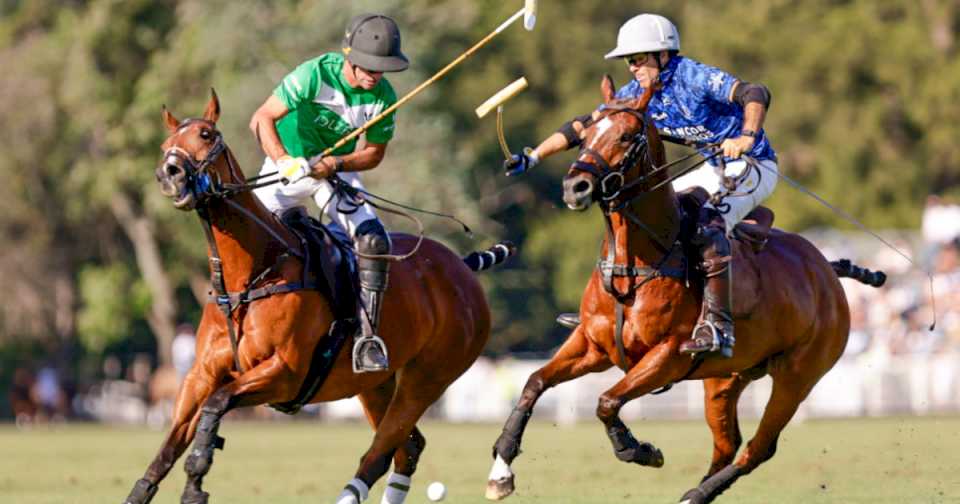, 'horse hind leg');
180,356,298,504
701,375,751,480
487,326,612,501
123,369,219,504
357,377,427,504
335,365,449,504
679,366,820,504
